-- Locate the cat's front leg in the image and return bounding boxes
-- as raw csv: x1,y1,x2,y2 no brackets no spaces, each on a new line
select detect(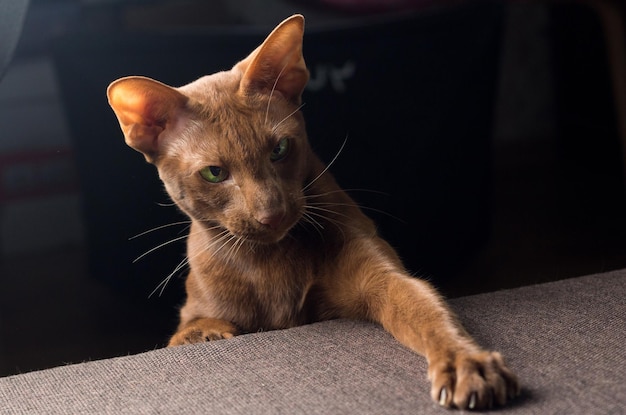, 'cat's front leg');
168,317,239,346
328,239,520,410
376,274,520,410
